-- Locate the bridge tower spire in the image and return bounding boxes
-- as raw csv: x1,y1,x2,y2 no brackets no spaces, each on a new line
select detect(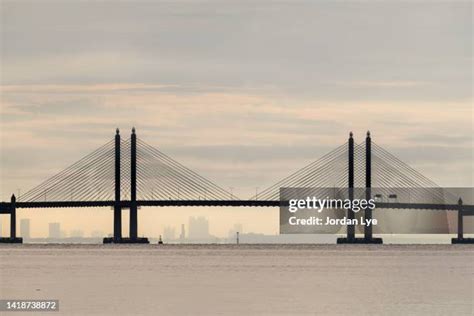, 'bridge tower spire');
114,128,122,241
347,132,355,240
364,131,373,241
362,131,382,243
130,127,138,240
